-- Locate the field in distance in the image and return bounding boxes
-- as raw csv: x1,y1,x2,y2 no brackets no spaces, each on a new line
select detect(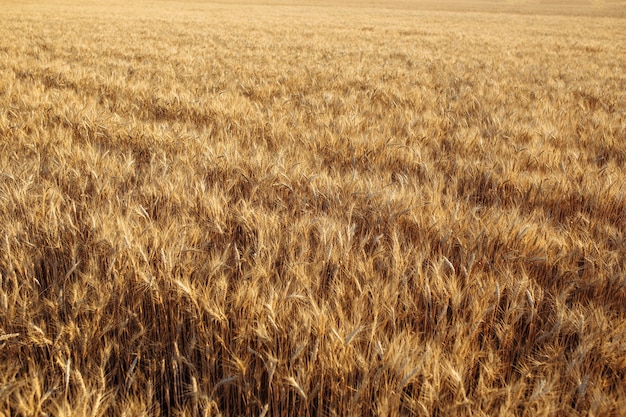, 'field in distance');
0,0,625,415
